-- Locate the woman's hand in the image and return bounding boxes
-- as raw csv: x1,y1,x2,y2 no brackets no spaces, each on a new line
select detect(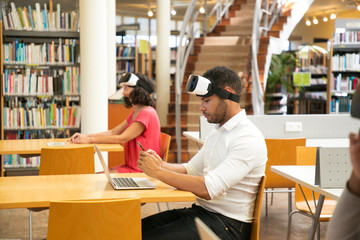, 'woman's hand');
68,133,90,144
137,149,164,178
